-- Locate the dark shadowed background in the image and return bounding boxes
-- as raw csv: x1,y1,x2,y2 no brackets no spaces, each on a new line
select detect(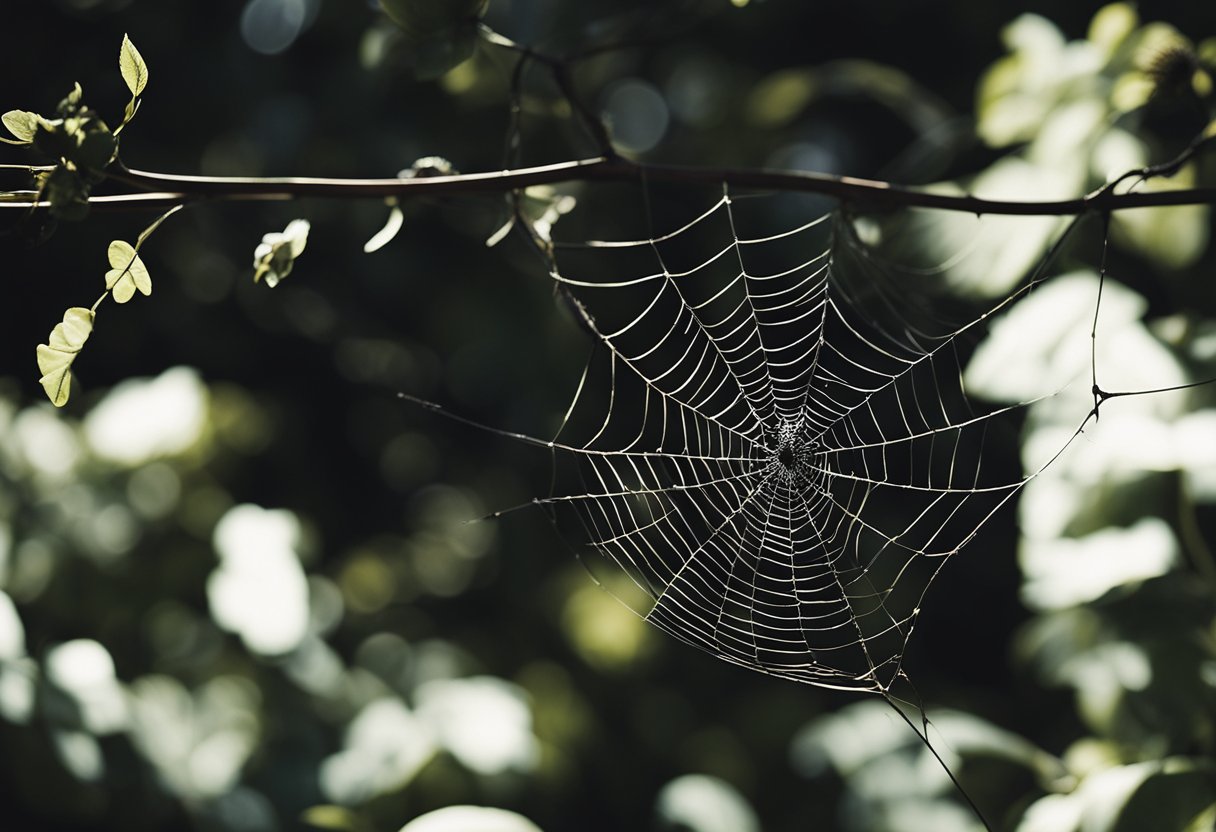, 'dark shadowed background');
1,2,1214,831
